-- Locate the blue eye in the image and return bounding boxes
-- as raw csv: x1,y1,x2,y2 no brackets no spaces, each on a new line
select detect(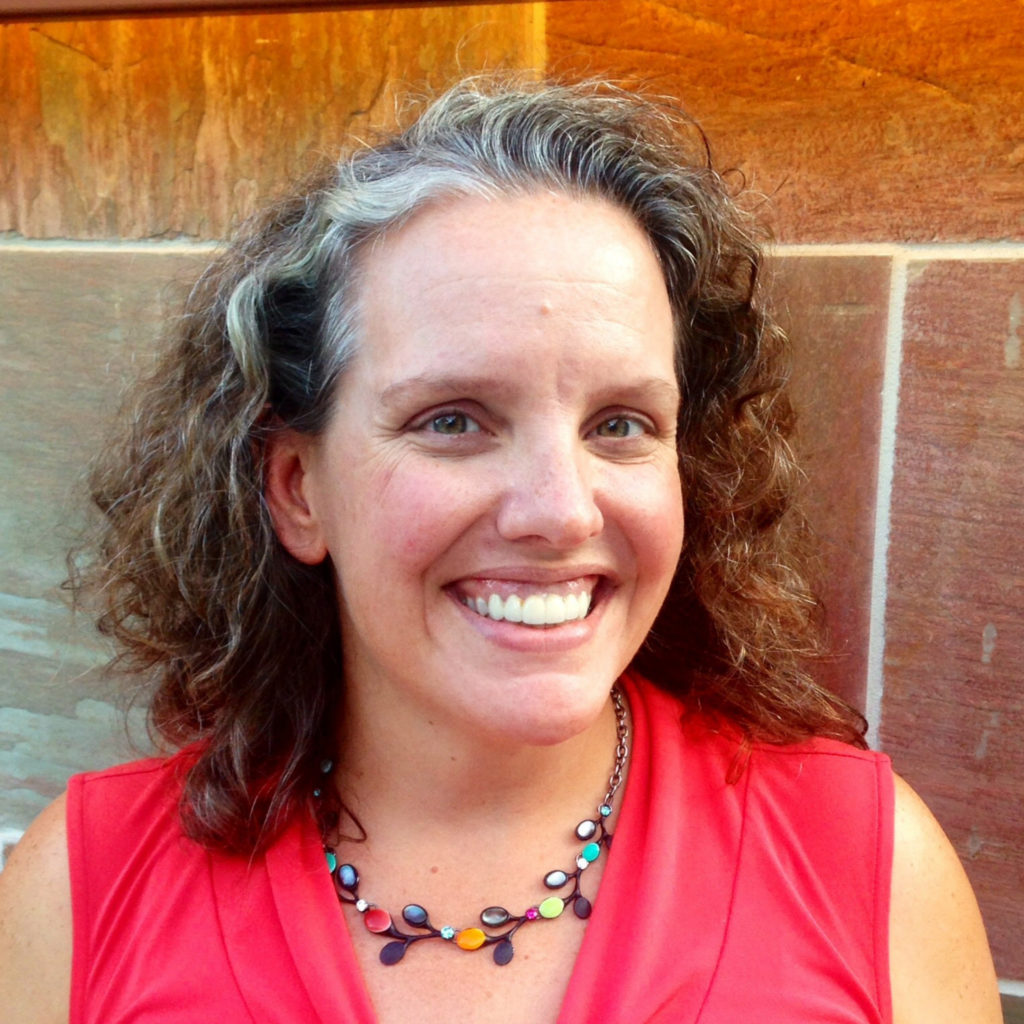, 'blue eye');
594,416,645,438
428,411,480,435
